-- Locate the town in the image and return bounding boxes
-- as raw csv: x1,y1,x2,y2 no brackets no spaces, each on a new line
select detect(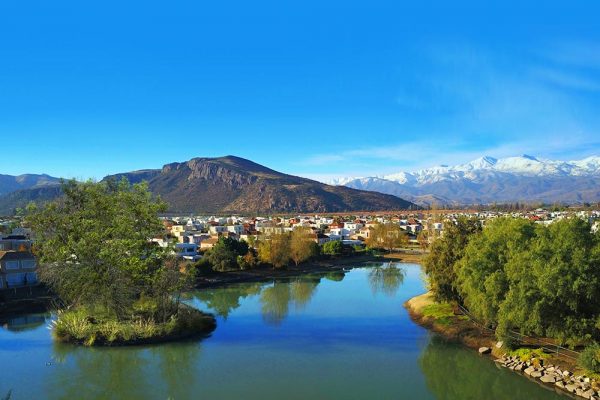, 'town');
3,207,599,293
